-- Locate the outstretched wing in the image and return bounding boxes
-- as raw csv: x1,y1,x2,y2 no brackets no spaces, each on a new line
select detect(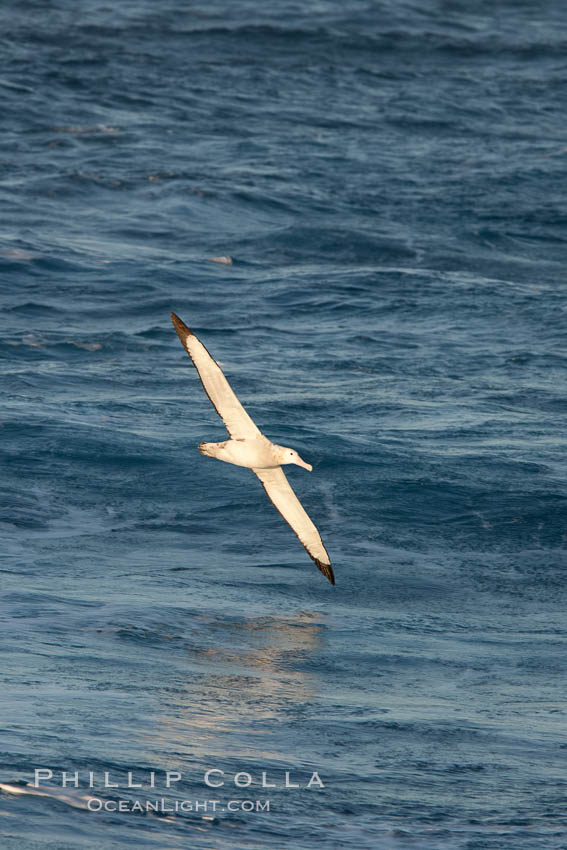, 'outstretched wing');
171,312,262,440
252,466,334,585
